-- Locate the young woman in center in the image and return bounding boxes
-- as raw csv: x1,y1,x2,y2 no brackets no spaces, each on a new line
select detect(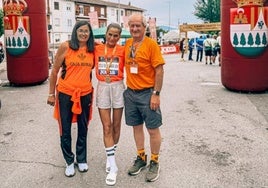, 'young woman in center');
94,23,125,186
